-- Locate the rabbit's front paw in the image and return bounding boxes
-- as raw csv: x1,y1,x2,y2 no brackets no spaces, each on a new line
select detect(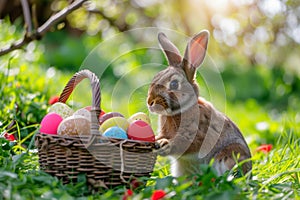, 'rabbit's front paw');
156,138,171,156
